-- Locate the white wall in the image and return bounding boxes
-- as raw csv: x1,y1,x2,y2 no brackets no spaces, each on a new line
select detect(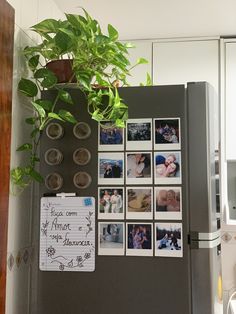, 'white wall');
6,1,63,314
